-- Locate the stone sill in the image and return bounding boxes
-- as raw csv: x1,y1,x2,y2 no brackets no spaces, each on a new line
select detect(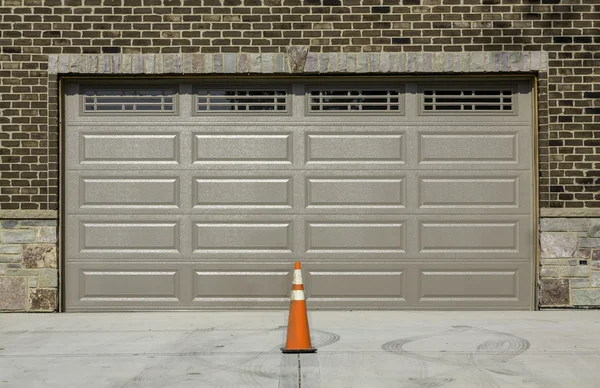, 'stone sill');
0,210,58,220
